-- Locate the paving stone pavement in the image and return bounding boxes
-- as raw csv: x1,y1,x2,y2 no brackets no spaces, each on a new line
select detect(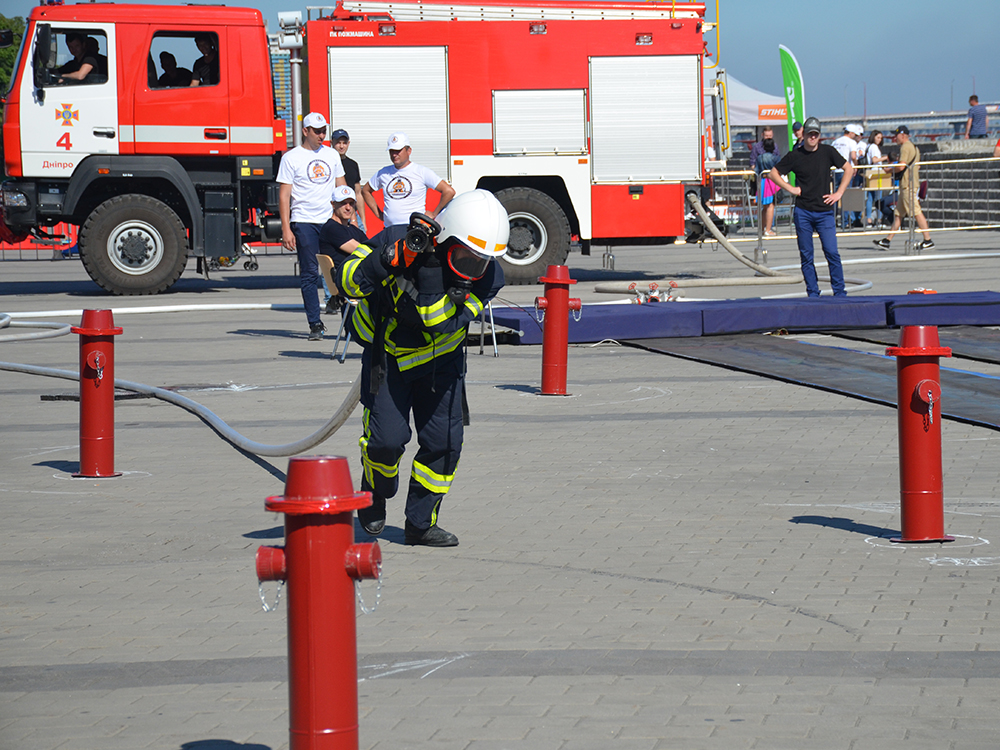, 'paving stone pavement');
2,231,1000,749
